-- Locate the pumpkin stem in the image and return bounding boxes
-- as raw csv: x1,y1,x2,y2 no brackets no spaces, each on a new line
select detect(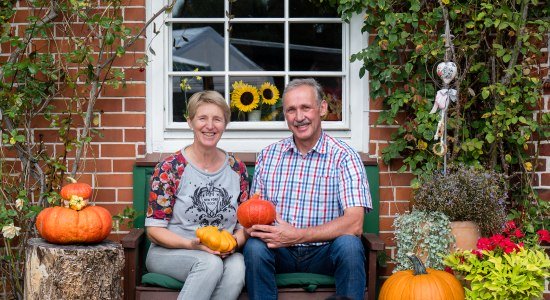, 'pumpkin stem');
66,176,77,183
407,254,428,275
